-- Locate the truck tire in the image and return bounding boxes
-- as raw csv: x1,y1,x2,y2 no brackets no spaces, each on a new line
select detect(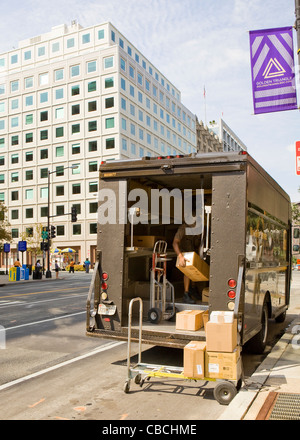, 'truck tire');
247,300,269,354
